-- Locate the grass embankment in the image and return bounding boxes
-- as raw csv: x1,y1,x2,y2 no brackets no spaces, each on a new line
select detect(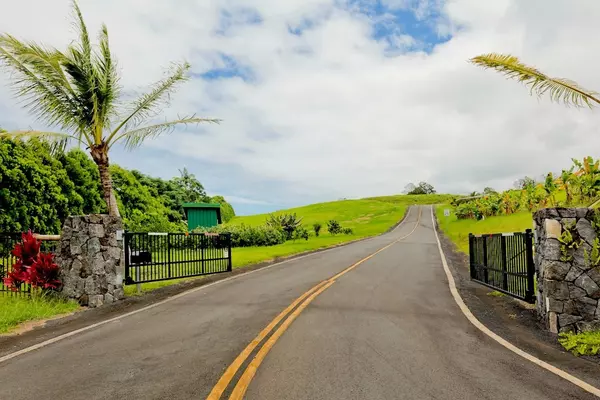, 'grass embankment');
436,205,532,254
0,294,79,334
127,194,454,295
